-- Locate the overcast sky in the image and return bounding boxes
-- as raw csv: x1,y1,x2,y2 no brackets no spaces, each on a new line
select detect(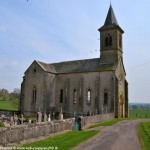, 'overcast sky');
0,0,150,103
